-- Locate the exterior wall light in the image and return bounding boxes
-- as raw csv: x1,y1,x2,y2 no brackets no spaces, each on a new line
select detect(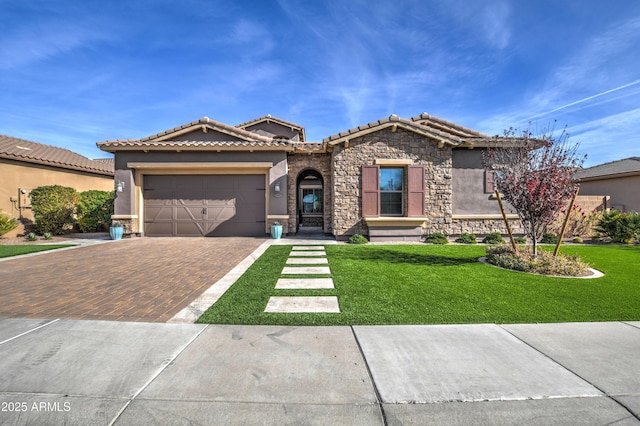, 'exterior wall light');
115,181,125,193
